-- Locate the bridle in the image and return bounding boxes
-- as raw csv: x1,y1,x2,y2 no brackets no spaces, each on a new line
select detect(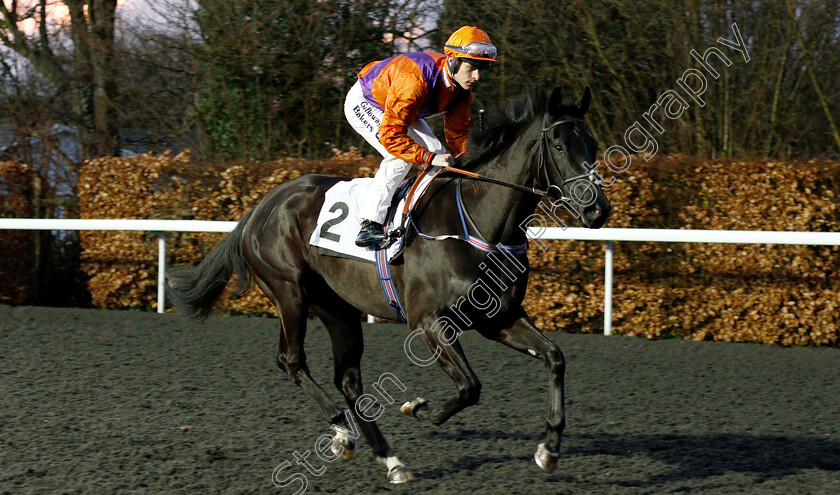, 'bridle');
536,116,607,202
394,114,608,250
447,115,607,201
